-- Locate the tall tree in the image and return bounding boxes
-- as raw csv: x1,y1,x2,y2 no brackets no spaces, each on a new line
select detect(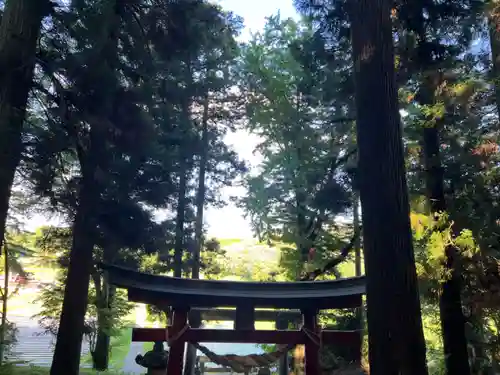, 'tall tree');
487,1,500,115
395,2,485,373
239,16,355,279
23,0,173,372
0,0,51,253
47,2,125,372
348,1,428,374
418,77,471,375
